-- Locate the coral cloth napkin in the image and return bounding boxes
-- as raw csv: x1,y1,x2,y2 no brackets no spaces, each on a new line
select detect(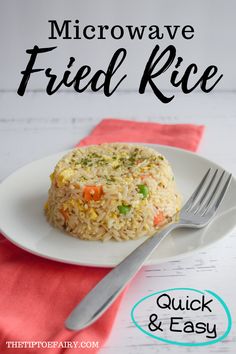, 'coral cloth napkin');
0,118,204,354
78,118,204,152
